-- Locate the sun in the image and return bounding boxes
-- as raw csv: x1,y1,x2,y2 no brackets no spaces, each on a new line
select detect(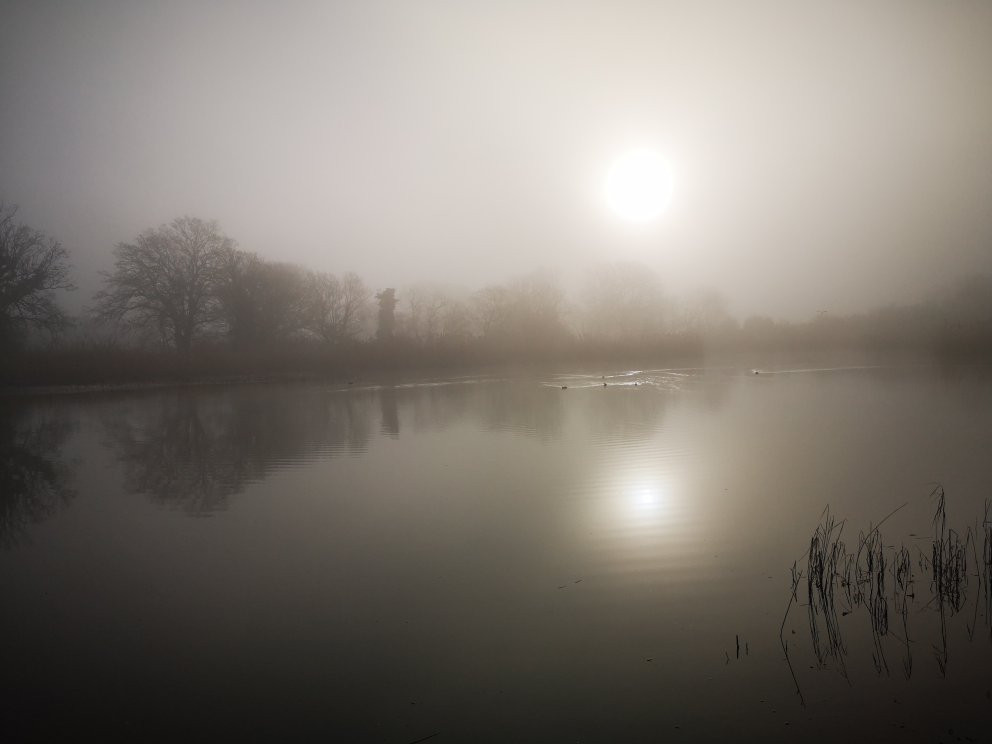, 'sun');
605,149,674,222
